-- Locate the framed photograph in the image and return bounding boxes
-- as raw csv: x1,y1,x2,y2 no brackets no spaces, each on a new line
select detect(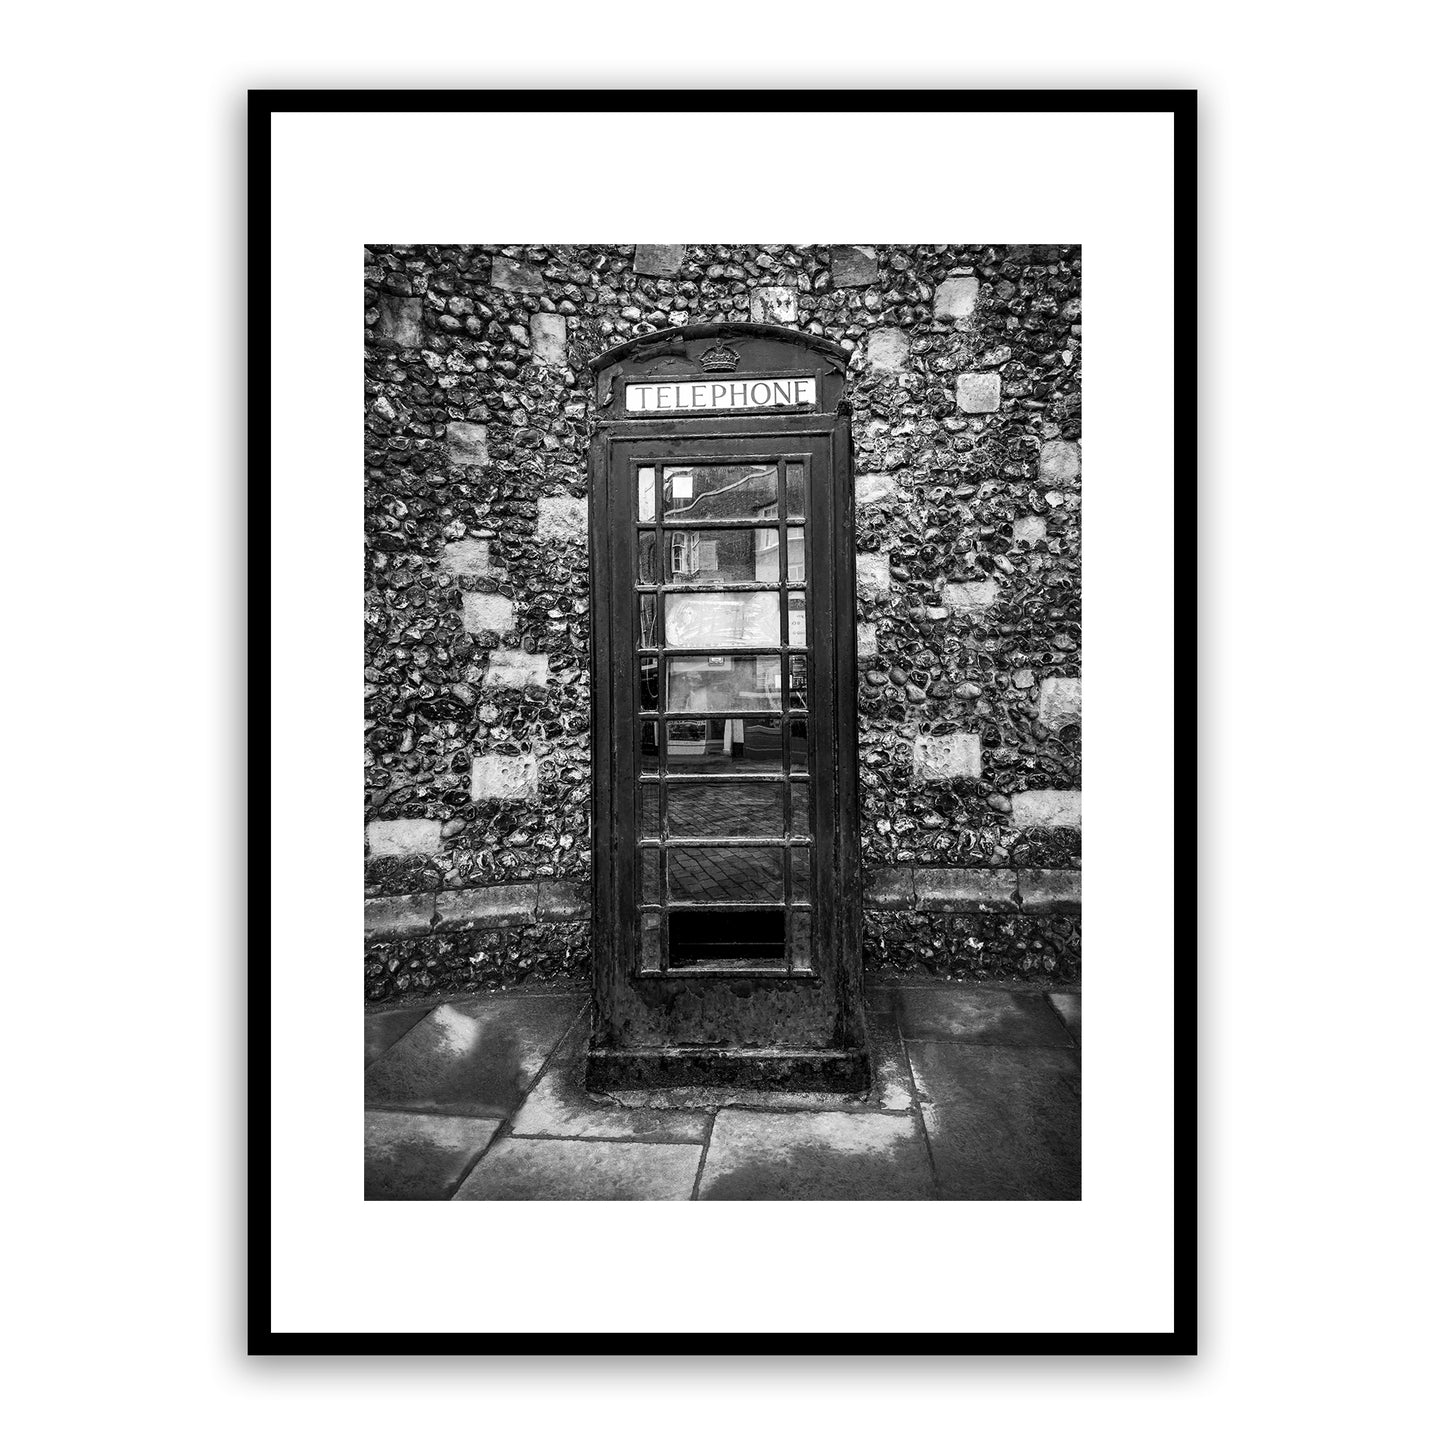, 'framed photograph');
256,88,1195,1353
